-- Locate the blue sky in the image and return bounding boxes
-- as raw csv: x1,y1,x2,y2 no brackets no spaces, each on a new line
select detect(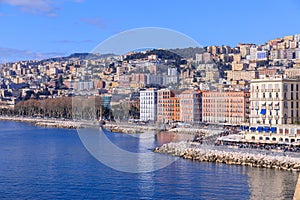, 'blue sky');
0,0,300,62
